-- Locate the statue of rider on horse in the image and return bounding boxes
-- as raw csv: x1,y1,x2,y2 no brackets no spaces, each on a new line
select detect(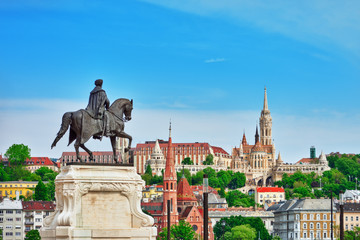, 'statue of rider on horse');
51,79,133,164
